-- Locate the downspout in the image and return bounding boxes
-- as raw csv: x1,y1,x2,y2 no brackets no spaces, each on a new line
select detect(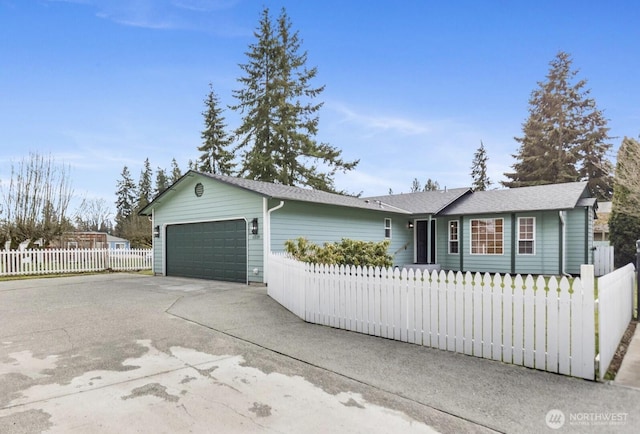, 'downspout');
427,215,432,264
559,211,571,277
263,198,285,284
